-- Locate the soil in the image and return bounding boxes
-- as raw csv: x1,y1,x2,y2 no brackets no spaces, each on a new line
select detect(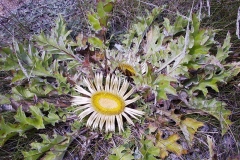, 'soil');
0,0,42,17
